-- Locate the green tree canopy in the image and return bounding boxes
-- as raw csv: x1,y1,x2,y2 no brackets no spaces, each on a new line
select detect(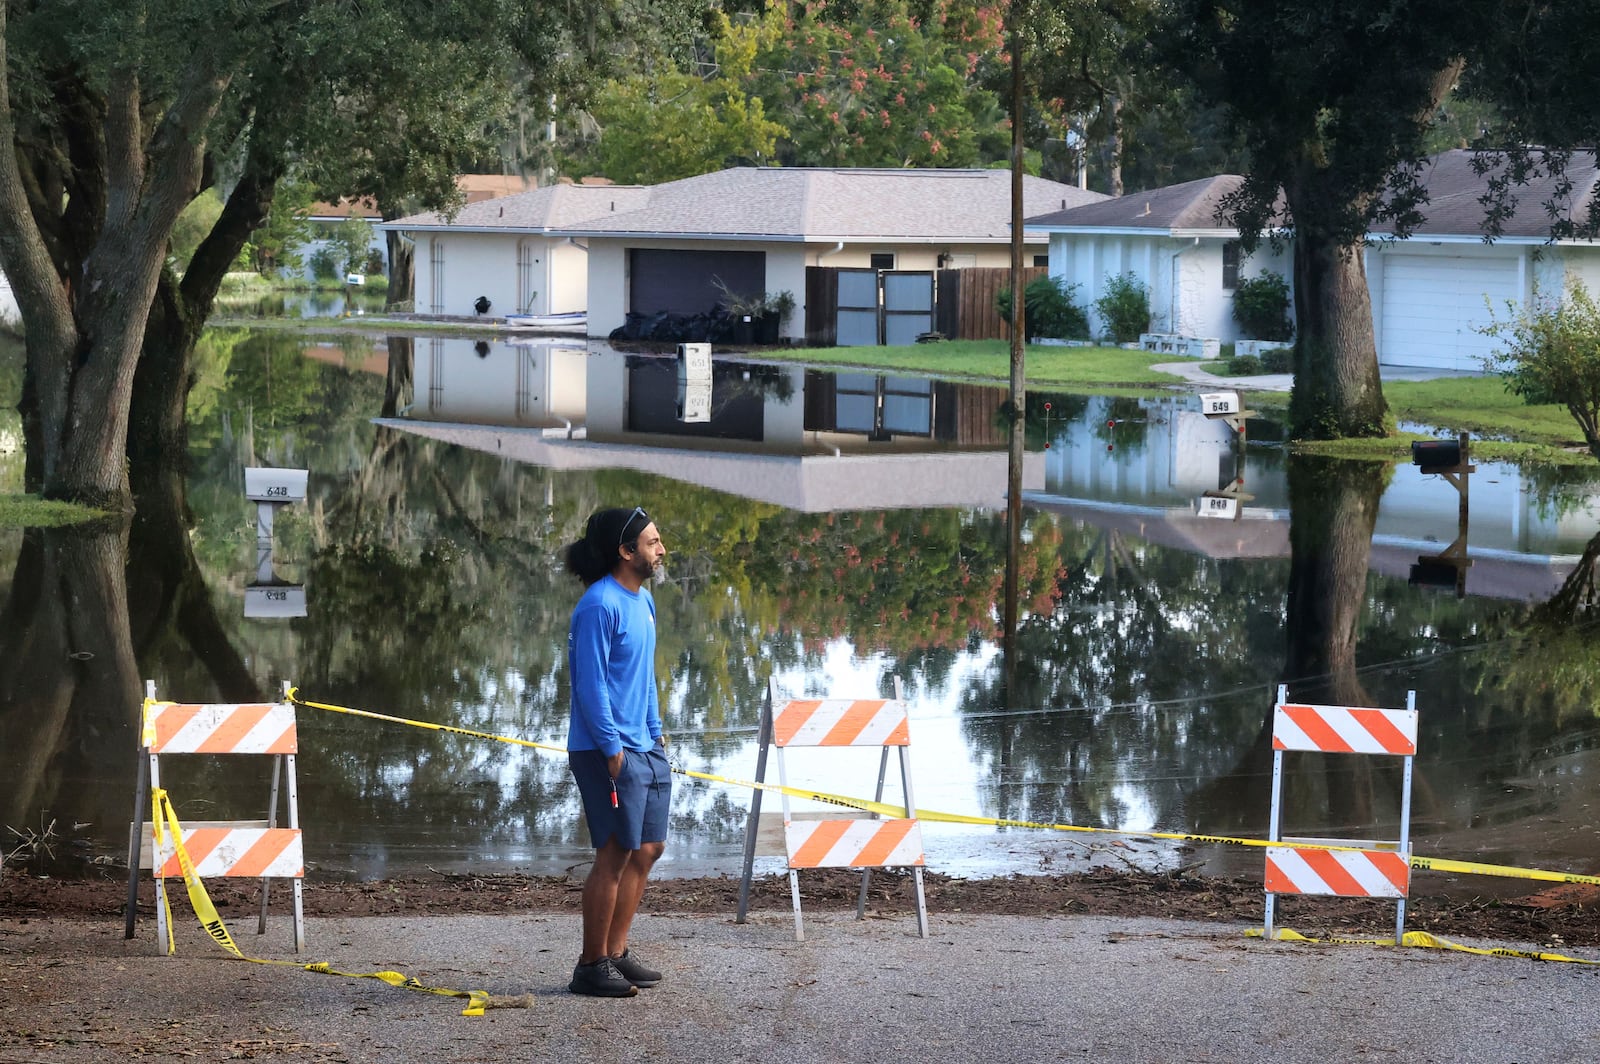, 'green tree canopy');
0,0,629,507
580,64,786,184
